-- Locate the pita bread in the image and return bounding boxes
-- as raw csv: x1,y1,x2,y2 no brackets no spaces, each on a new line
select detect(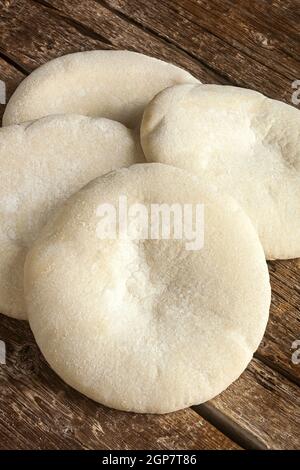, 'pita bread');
141,84,300,260
25,164,270,413
3,50,199,129
0,114,143,319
